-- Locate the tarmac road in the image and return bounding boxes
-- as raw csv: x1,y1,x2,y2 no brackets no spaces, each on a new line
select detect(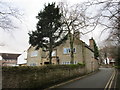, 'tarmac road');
56,68,114,88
